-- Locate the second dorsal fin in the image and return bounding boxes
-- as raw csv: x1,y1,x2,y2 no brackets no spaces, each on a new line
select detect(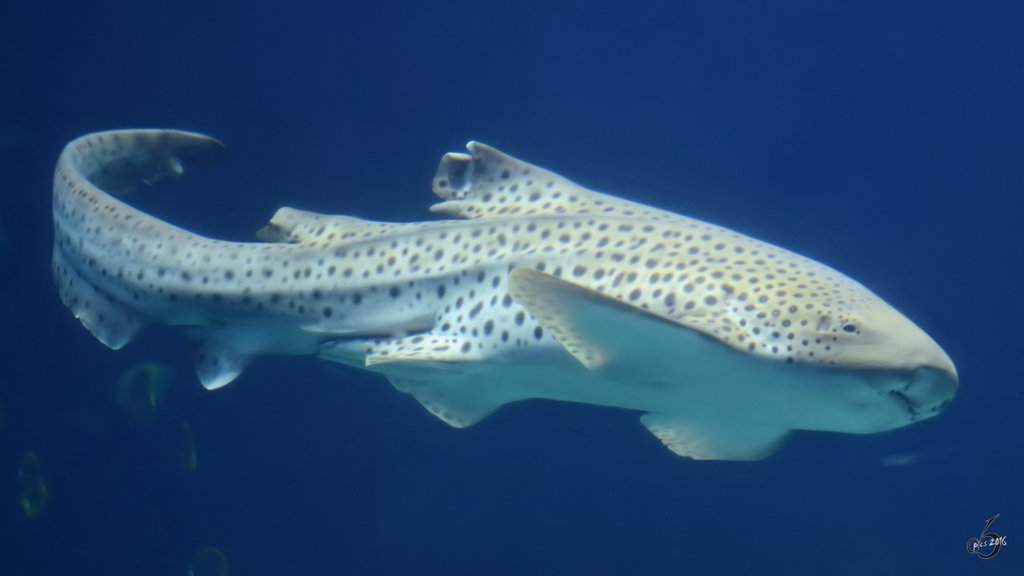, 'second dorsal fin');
257,207,423,245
